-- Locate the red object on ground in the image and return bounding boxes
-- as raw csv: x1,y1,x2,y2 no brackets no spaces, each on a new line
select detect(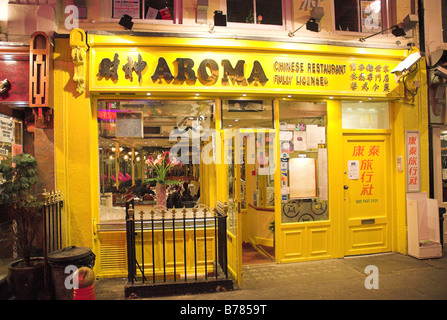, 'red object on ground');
73,284,95,300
